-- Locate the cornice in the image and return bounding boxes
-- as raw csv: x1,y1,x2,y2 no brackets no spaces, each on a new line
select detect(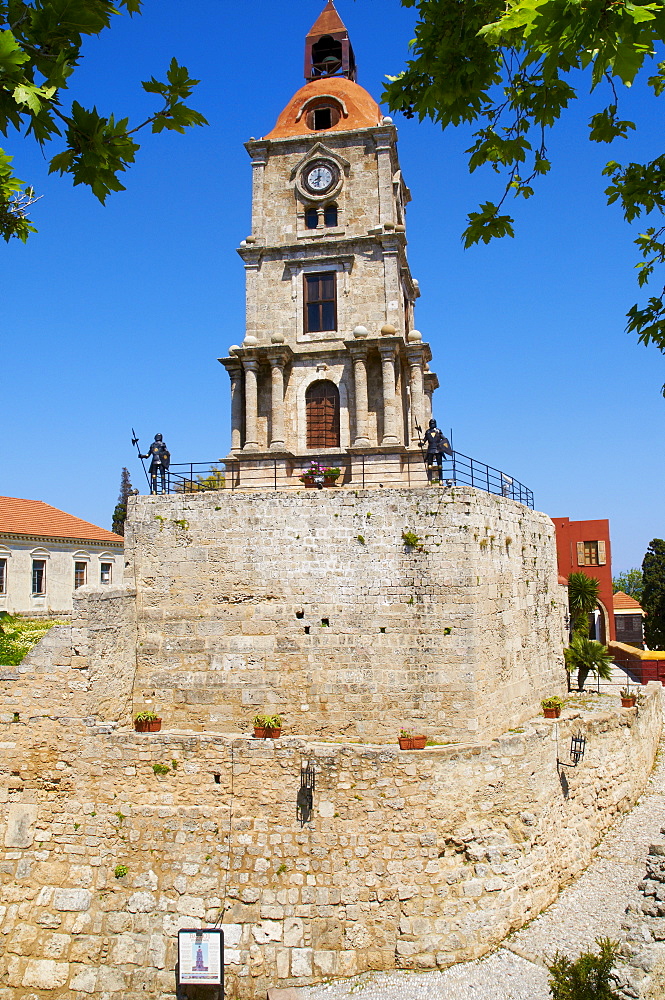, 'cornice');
0,532,123,548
